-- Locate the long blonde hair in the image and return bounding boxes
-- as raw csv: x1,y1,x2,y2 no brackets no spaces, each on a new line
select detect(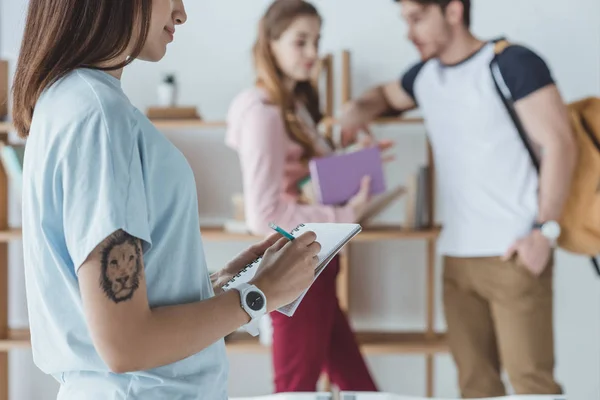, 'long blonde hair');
253,0,327,161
